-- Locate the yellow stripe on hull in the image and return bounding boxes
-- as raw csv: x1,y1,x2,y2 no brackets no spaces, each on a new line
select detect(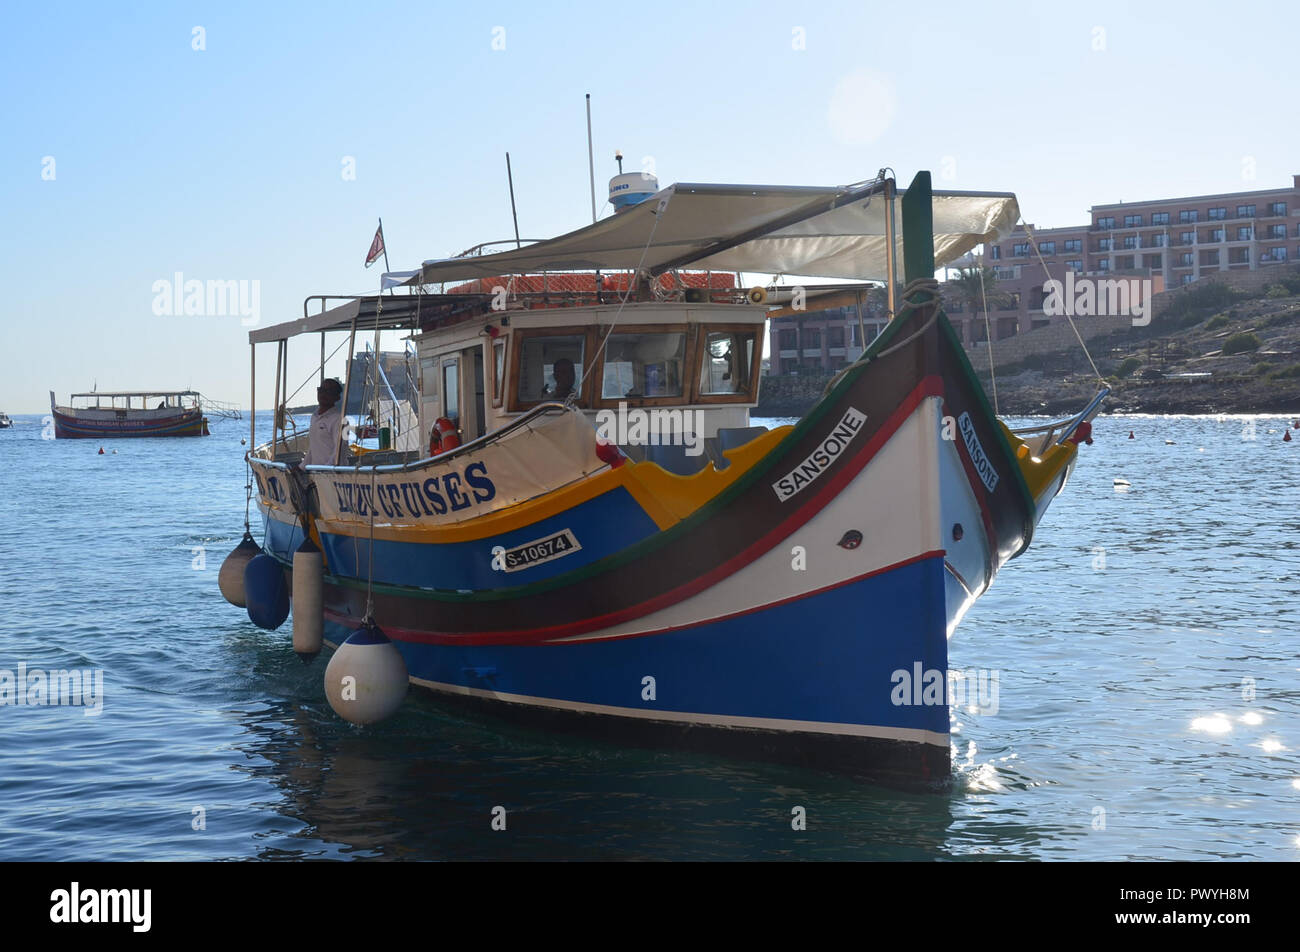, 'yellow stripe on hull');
314,426,796,544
